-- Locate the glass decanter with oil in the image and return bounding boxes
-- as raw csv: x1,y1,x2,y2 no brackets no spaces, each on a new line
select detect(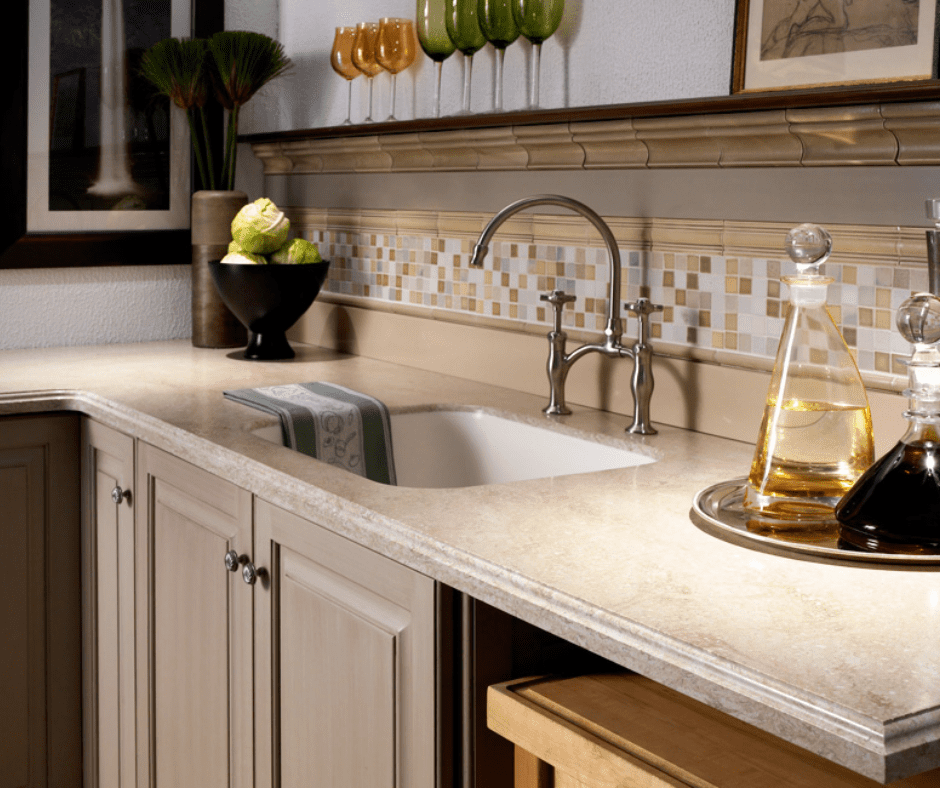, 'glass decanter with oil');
836,293,940,554
744,224,874,531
